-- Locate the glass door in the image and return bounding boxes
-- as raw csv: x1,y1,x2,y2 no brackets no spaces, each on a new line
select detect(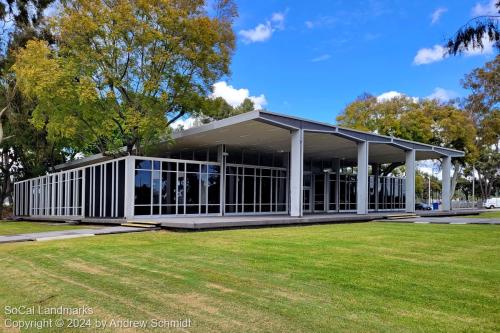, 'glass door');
313,174,326,212
303,173,312,213
327,172,337,212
